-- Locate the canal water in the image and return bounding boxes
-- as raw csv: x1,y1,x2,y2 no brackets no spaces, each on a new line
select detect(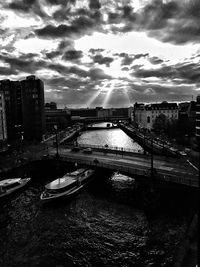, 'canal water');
0,124,190,266
77,122,143,152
